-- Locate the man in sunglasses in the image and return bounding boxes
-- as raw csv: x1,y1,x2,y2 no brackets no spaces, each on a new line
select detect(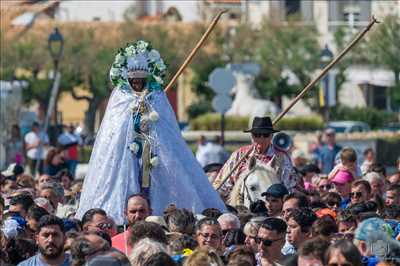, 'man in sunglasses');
256,217,287,266
213,117,299,200
350,180,371,206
